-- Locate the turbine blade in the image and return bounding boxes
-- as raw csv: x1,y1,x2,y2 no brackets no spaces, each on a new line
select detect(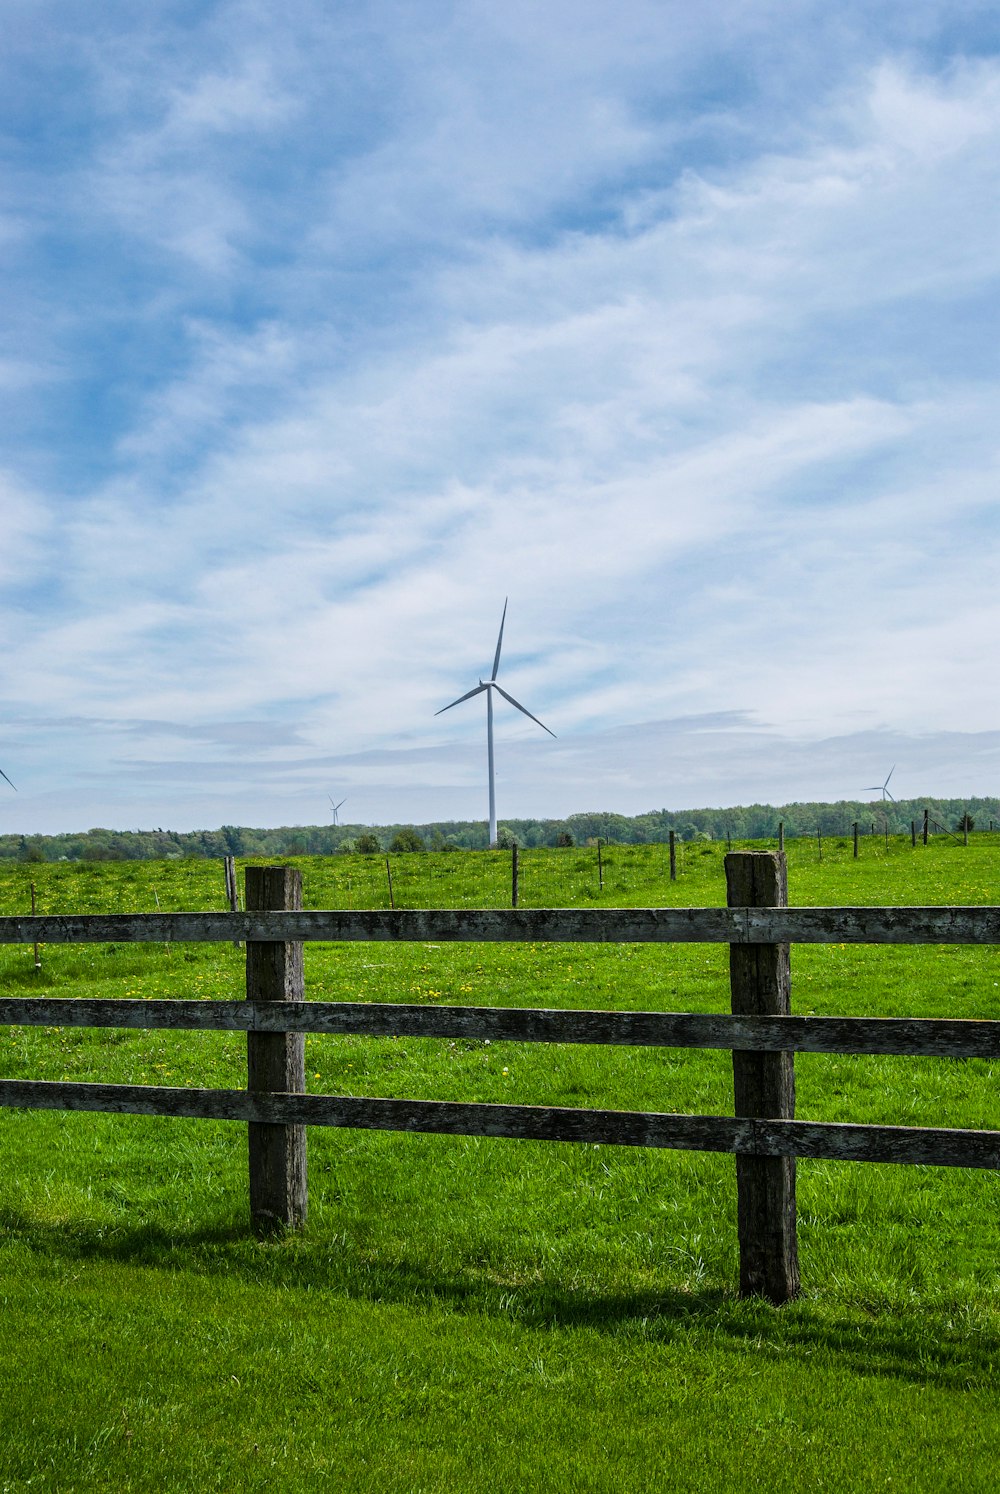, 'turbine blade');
492,682,556,737
884,766,895,788
0,766,15,791
491,598,508,681
435,683,488,715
